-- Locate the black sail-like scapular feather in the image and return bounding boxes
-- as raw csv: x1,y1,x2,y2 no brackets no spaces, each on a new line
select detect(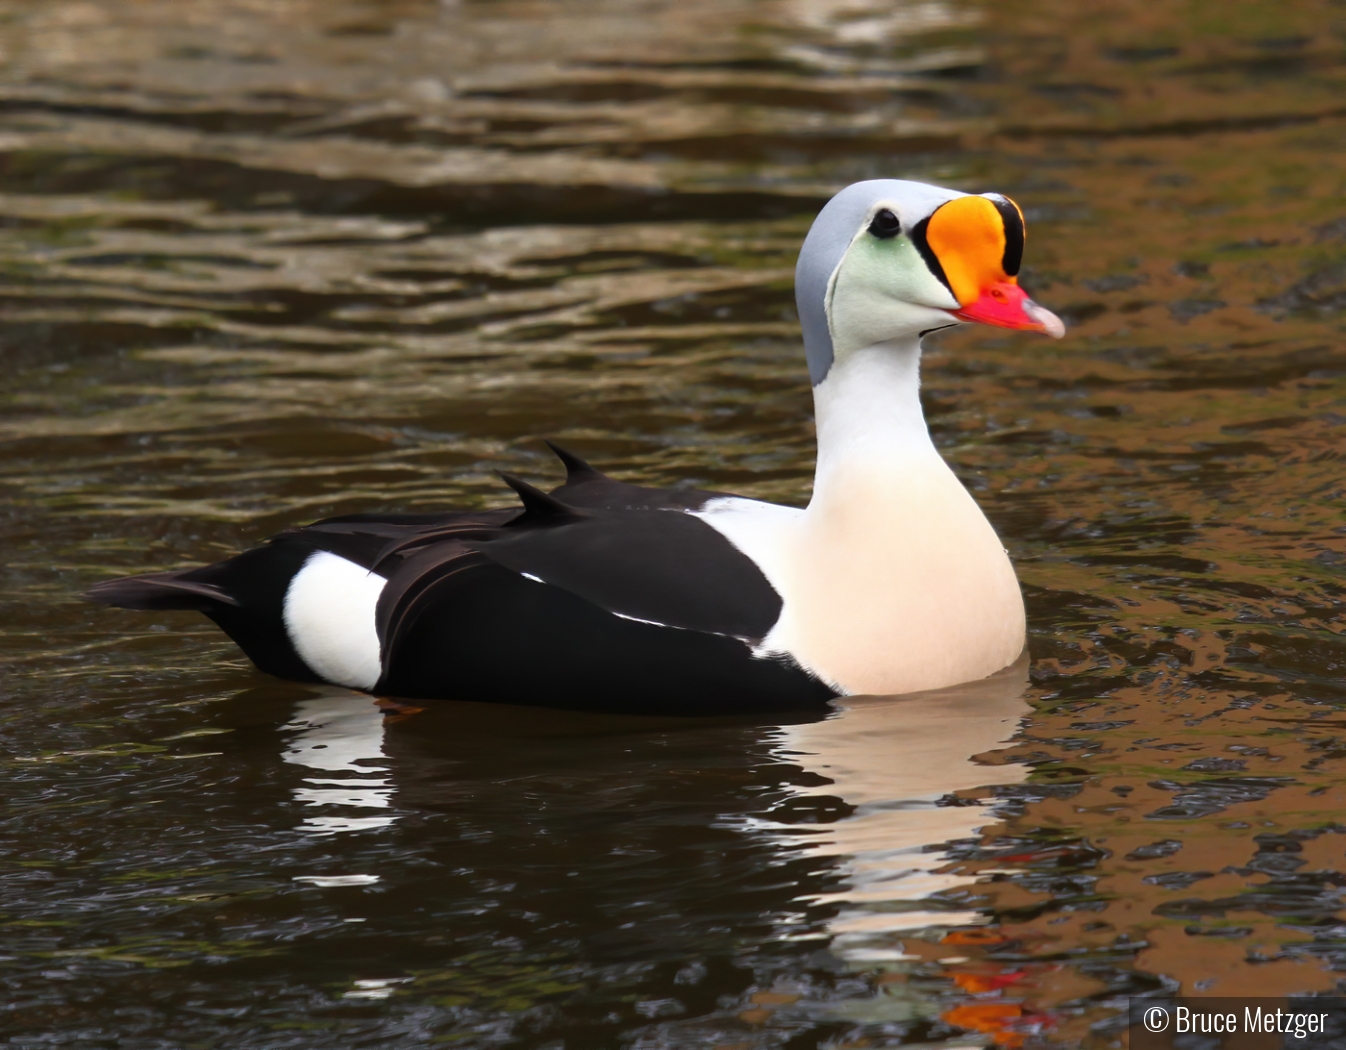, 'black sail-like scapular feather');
543,440,603,481
542,452,725,513
497,472,587,523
